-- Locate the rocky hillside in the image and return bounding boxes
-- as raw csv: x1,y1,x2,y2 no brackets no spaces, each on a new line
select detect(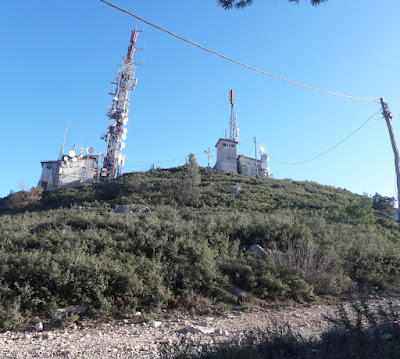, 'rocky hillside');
0,165,399,331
